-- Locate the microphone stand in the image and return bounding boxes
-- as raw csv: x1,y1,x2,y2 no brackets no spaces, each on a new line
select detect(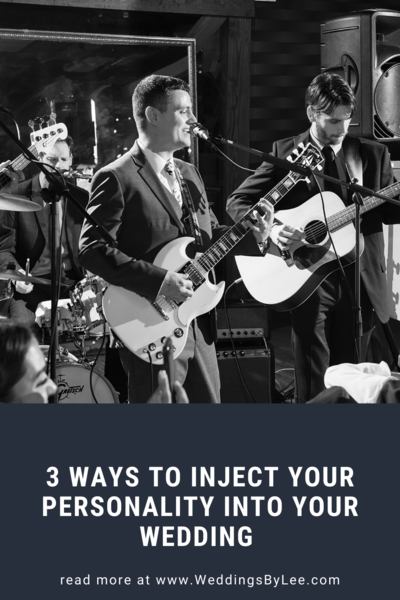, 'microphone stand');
0,116,115,400
209,132,399,206
352,186,364,362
